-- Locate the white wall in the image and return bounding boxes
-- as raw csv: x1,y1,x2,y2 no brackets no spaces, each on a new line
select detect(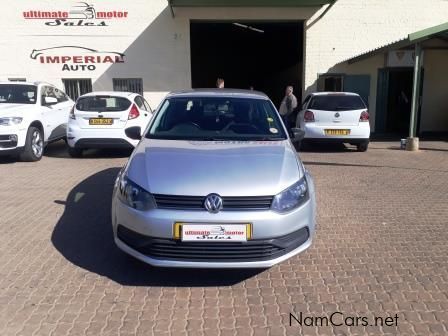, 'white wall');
0,0,317,108
421,50,448,132
304,0,448,93
1,0,448,121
